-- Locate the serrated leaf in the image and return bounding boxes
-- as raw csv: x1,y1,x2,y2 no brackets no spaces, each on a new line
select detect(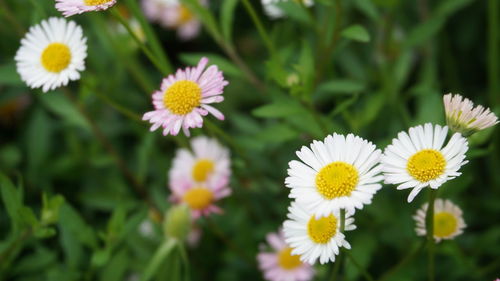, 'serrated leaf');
341,25,370,42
